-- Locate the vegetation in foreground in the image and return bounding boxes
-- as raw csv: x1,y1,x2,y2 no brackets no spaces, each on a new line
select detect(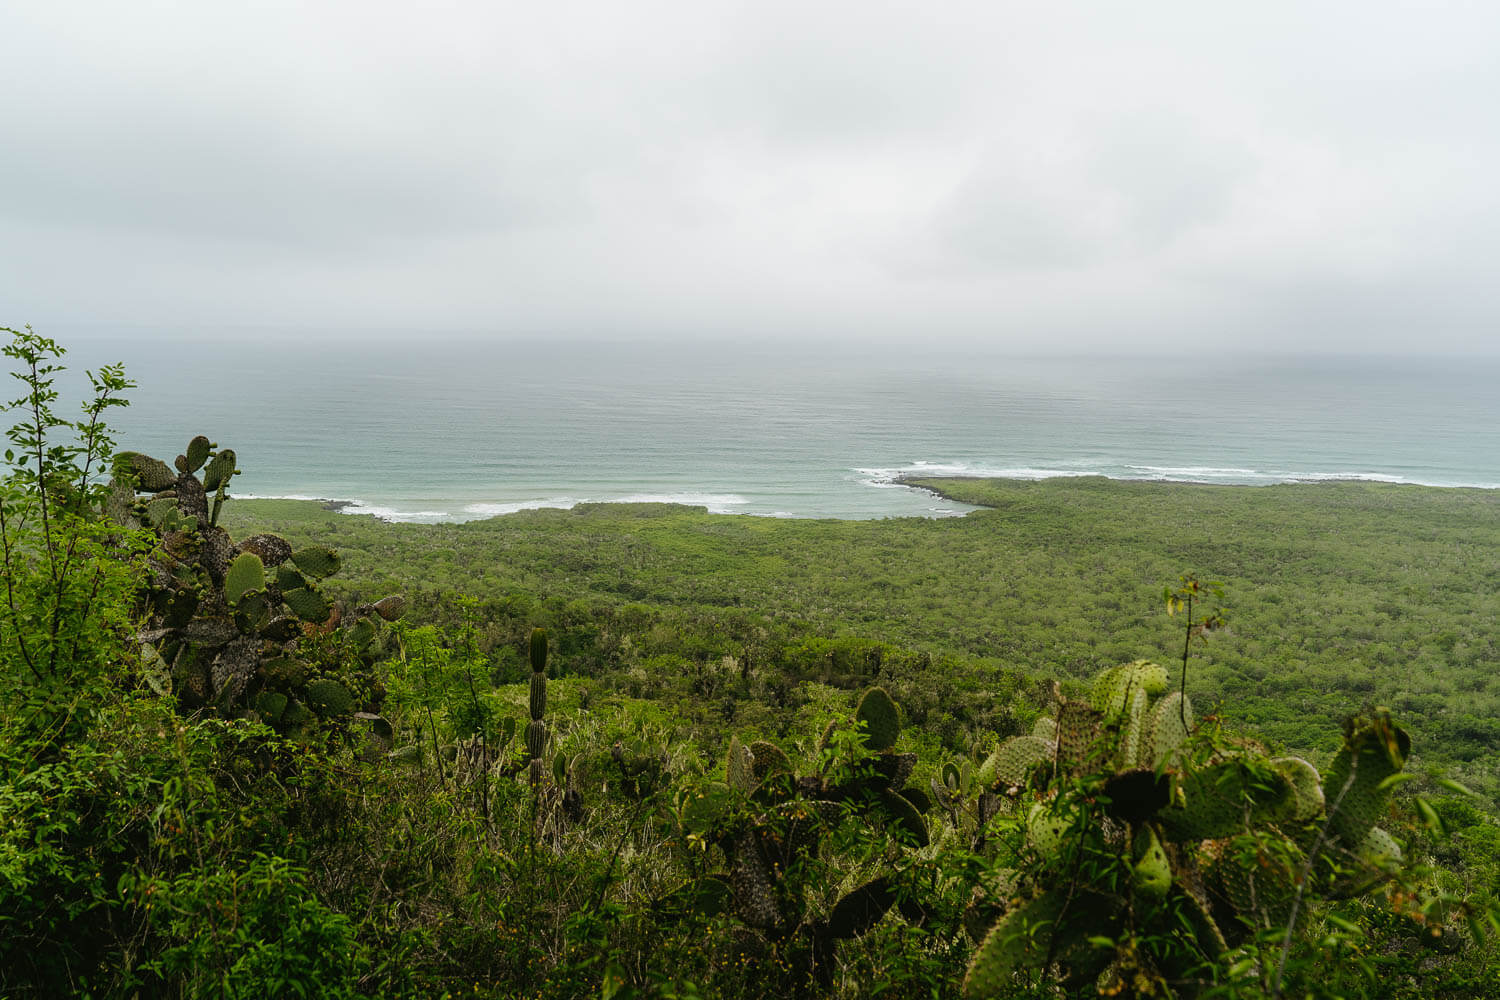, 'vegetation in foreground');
2,327,1498,998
